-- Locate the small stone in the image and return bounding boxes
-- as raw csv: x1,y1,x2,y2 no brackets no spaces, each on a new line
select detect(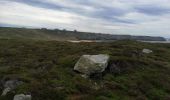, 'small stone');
142,49,153,54
1,87,11,96
81,74,88,78
13,94,31,100
1,80,23,96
